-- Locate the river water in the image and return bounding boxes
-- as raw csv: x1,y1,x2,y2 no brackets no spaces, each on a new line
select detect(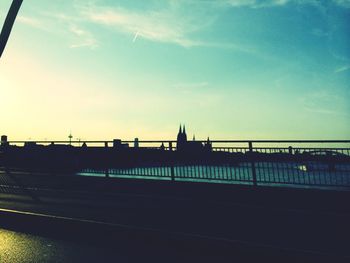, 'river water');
78,162,350,189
